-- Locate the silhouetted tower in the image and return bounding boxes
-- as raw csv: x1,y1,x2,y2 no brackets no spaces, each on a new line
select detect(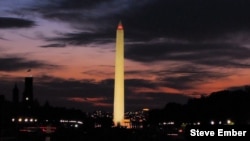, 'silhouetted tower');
22,77,33,107
12,83,19,104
